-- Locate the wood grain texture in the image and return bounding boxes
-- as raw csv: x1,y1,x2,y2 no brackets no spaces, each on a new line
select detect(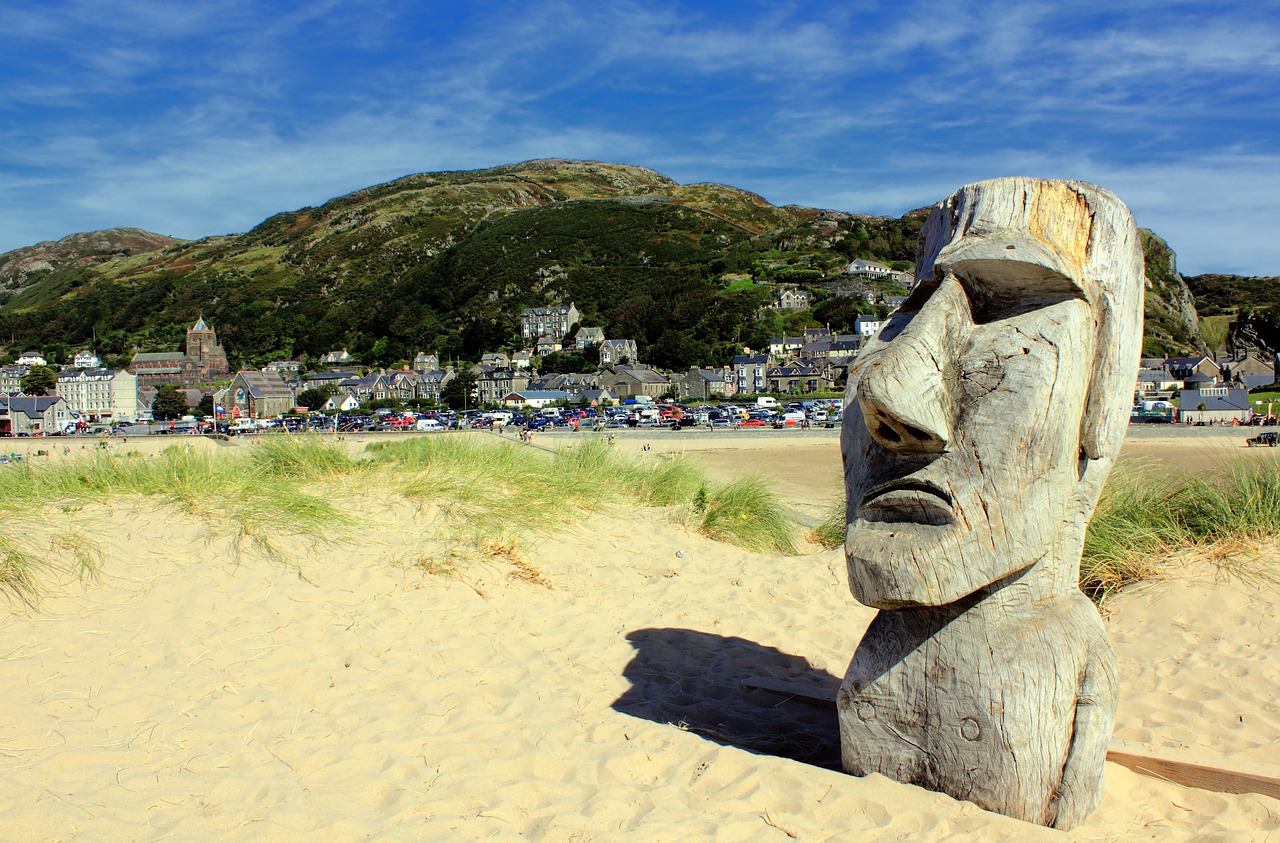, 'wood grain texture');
838,178,1145,829
745,679,1280,802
